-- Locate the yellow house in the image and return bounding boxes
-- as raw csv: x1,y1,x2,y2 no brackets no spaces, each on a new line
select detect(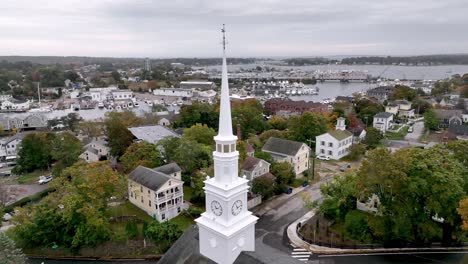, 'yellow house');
128,163,184,221
262,137,310,178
